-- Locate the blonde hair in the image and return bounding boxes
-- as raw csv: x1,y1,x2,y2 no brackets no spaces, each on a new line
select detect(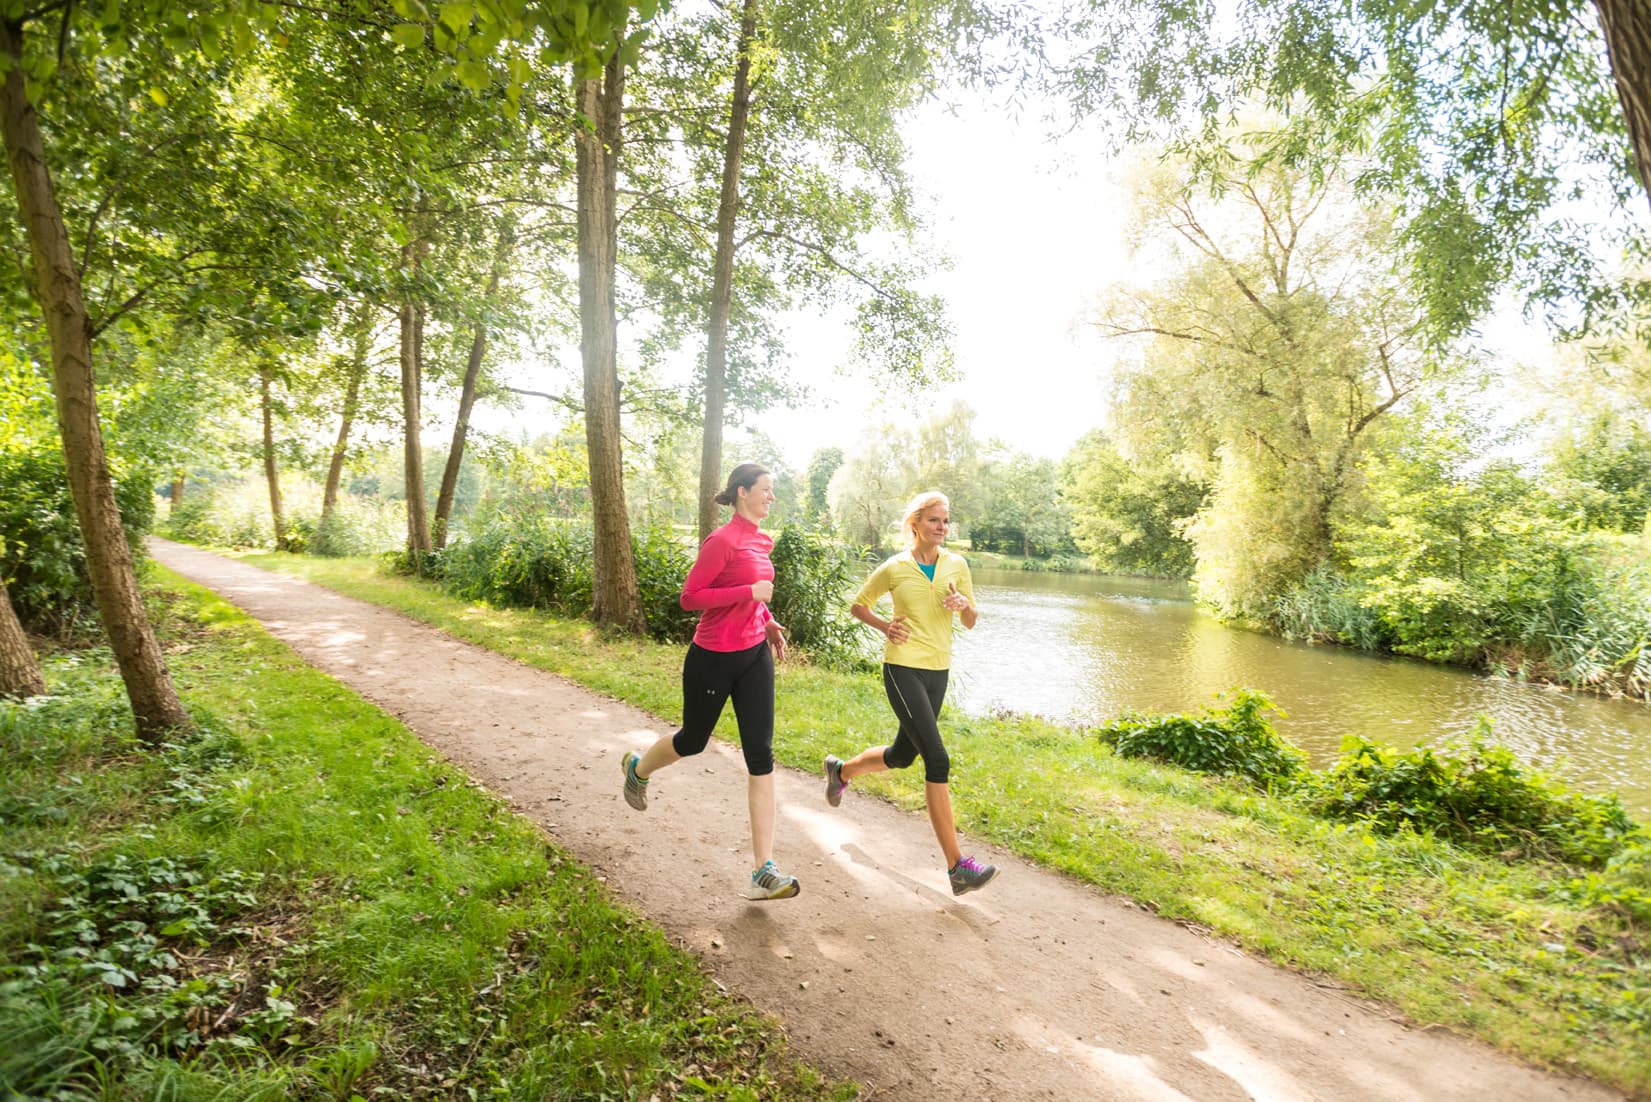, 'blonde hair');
898,490,950,547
